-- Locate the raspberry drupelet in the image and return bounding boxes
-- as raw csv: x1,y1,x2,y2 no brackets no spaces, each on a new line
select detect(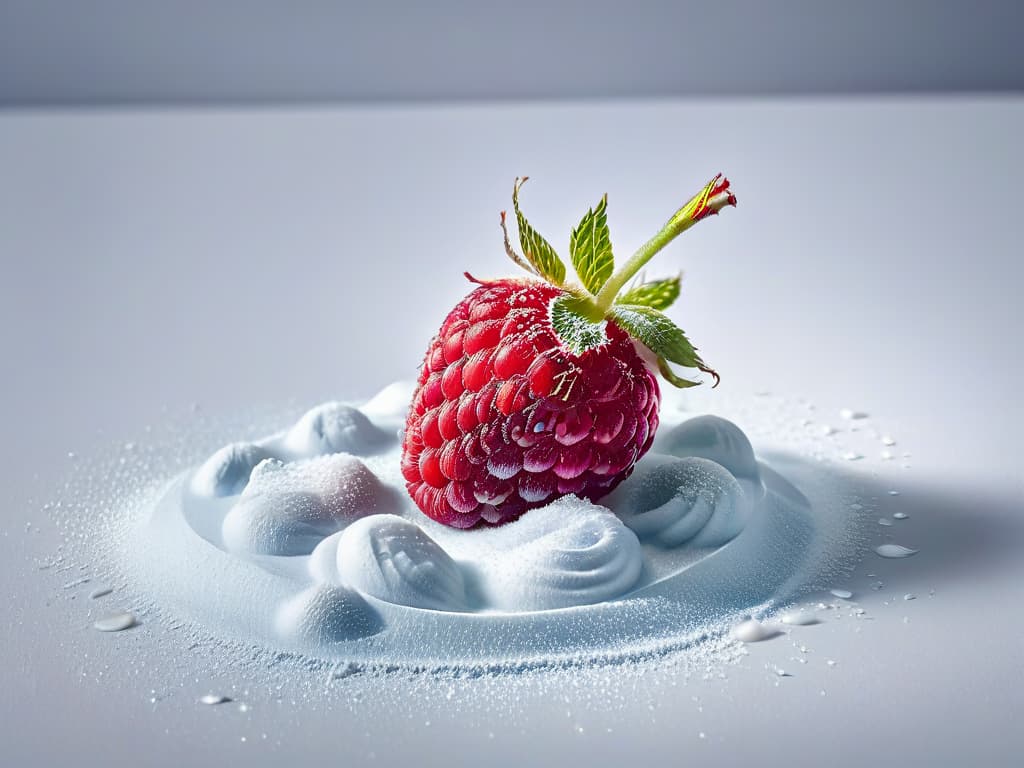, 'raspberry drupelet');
402,175,737,527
